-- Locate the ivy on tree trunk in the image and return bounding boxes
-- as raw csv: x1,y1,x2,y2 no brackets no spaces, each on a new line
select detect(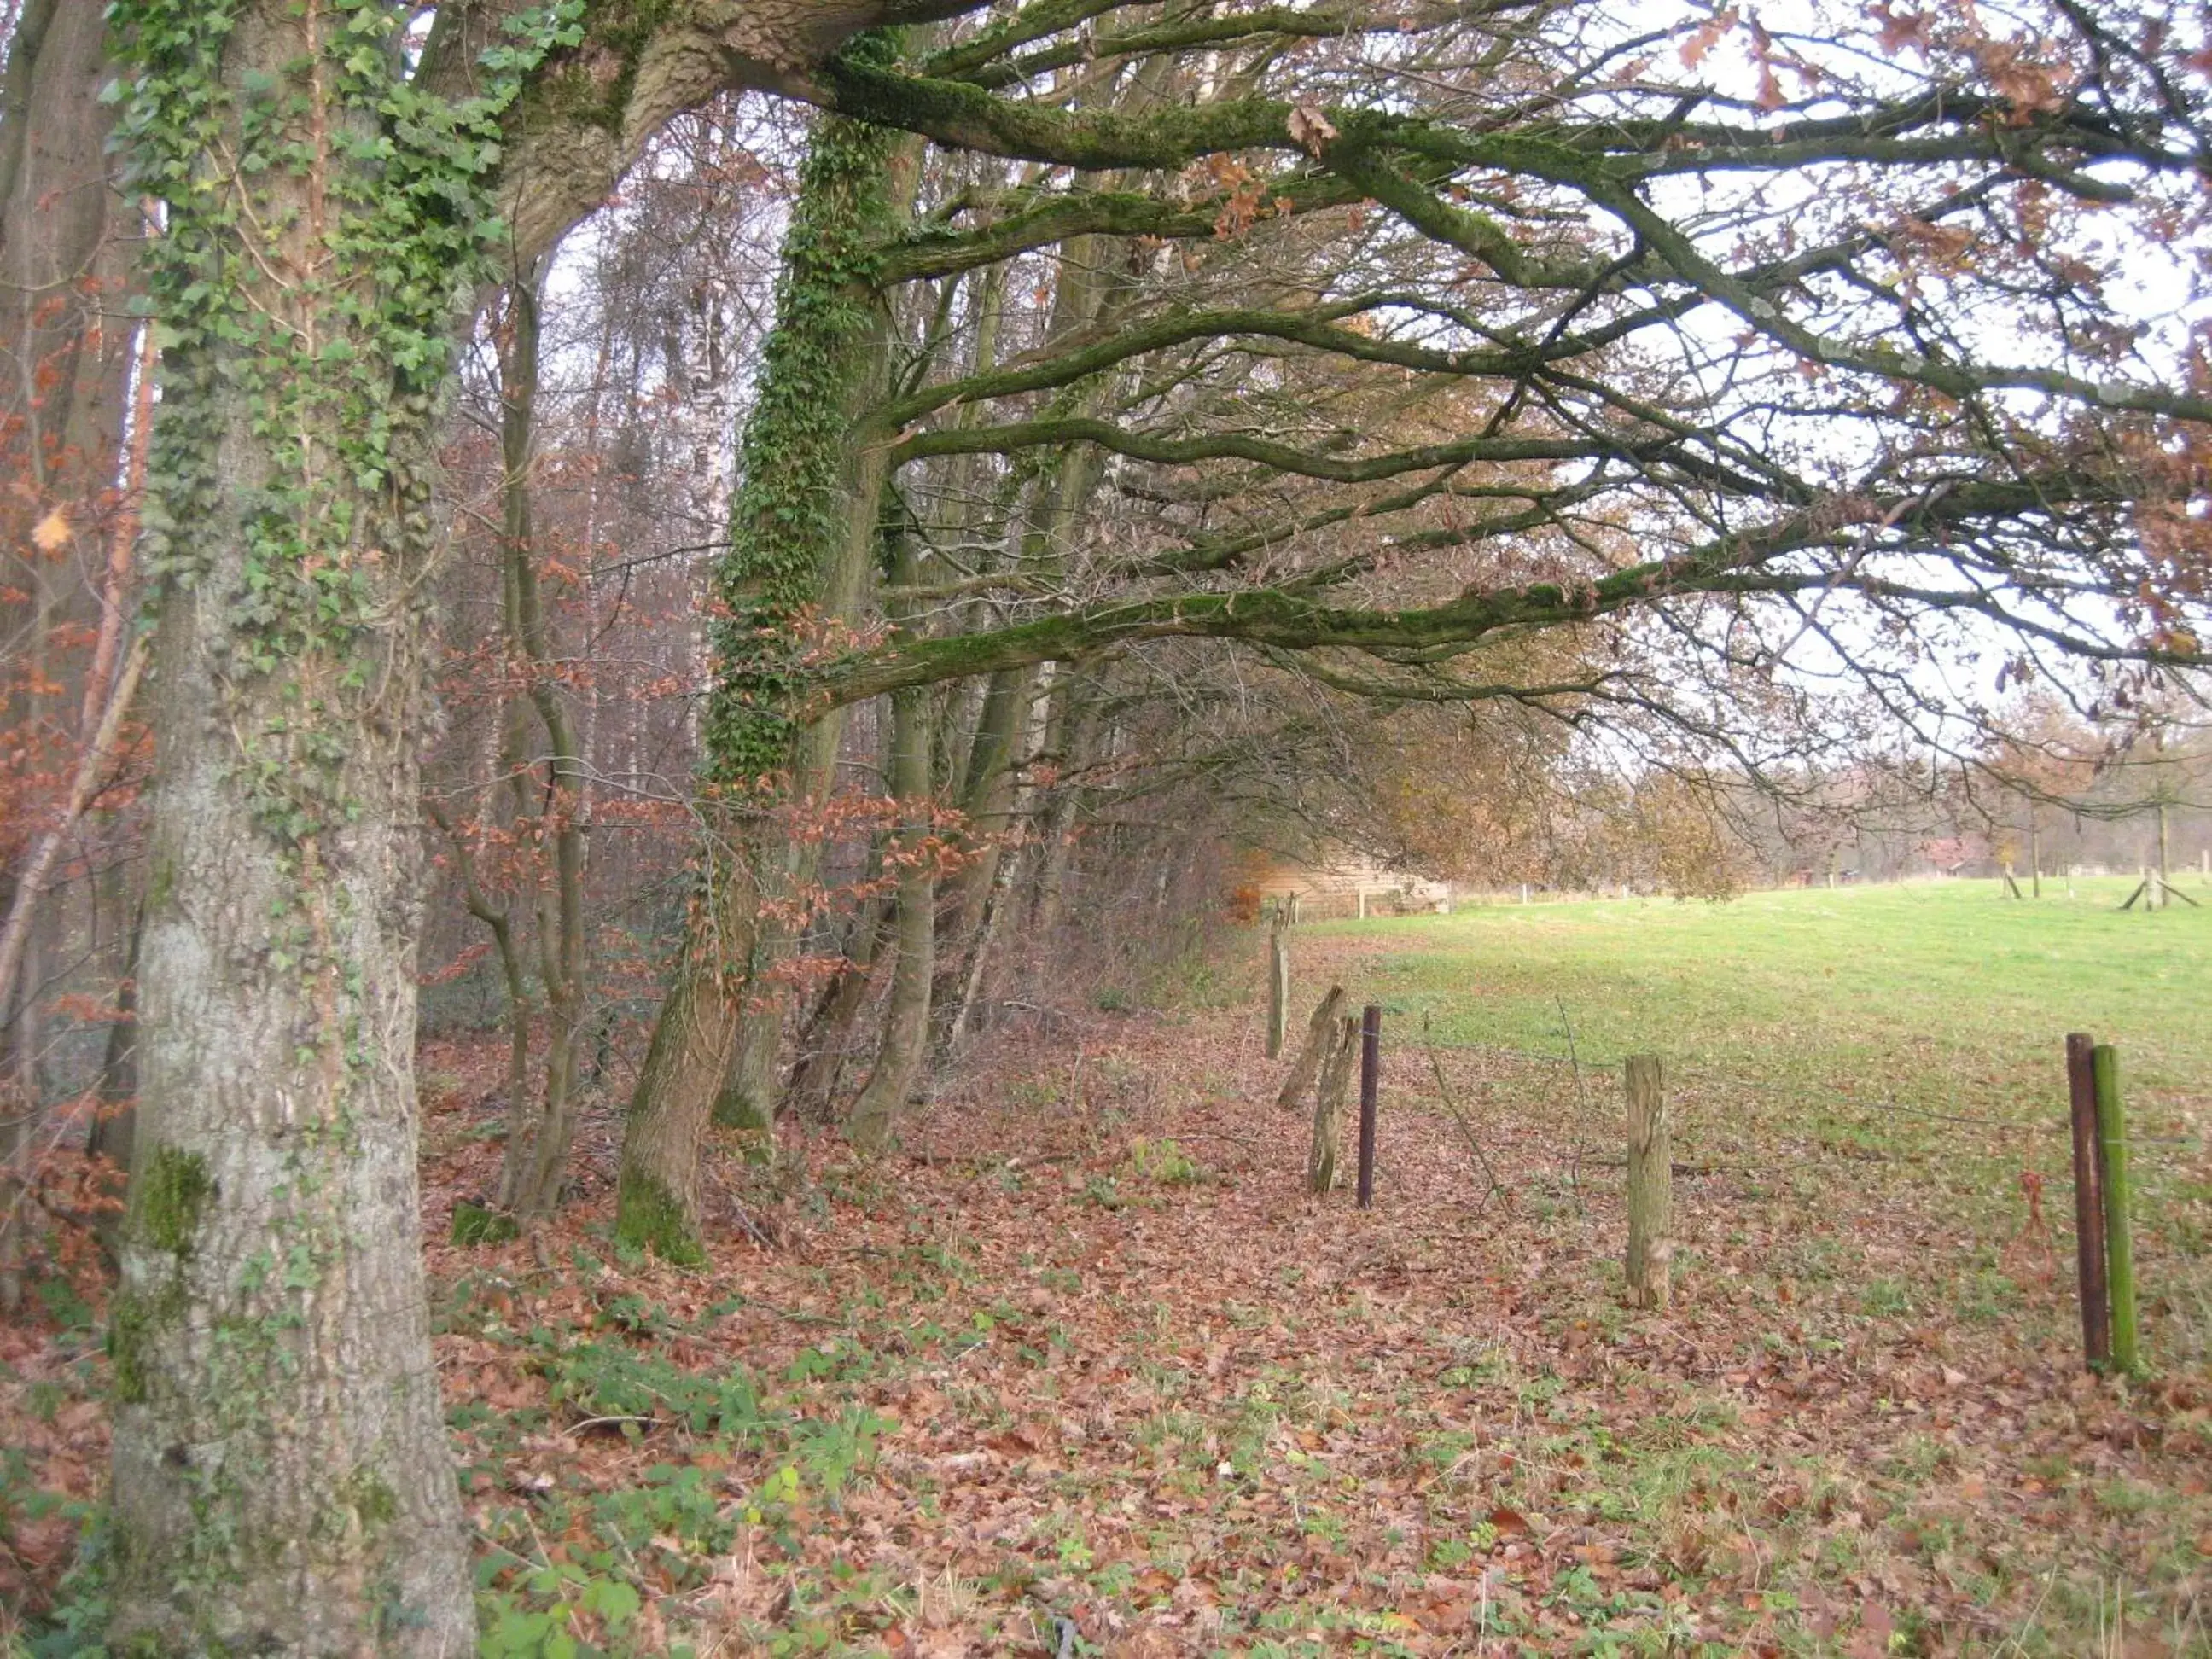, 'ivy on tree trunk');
618,81,914,1261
